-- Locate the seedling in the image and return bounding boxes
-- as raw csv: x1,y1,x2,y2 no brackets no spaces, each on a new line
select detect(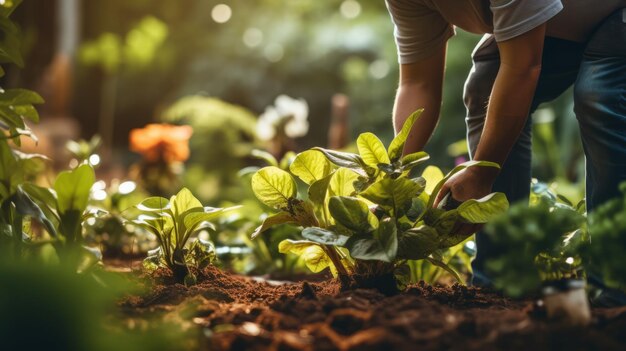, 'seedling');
484,194,590,325
124,188,240,284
